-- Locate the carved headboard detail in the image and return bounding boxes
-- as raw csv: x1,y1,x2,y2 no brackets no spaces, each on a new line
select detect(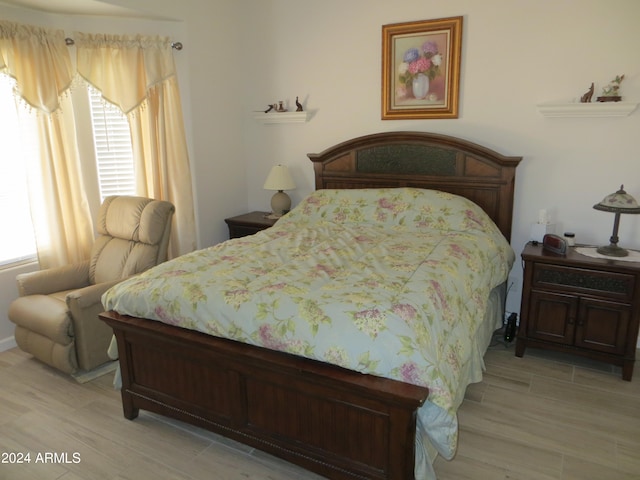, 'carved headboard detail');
308,131,522,241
